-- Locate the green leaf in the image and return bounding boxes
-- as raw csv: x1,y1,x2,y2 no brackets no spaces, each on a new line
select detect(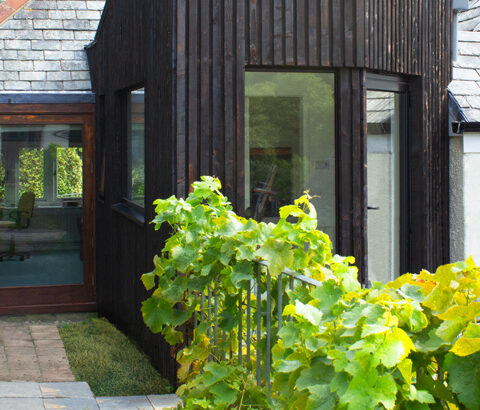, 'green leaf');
294,300,323,326
141,272,156,290
254,238,294,276
278,322,300,349
277,360,303,373
202,362,232,387
171,245,196,272
372,374,397,410
435,318,469,342
311,281,343,311
444,352,480,409
210,382,238,406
